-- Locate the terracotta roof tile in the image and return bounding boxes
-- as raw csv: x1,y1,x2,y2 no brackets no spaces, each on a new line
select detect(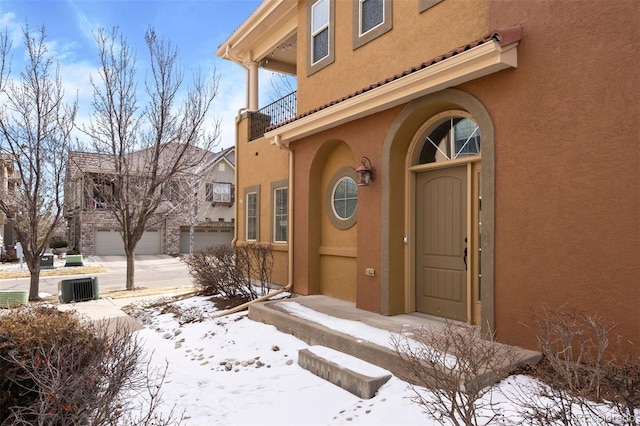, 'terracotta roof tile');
266,27,522,132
